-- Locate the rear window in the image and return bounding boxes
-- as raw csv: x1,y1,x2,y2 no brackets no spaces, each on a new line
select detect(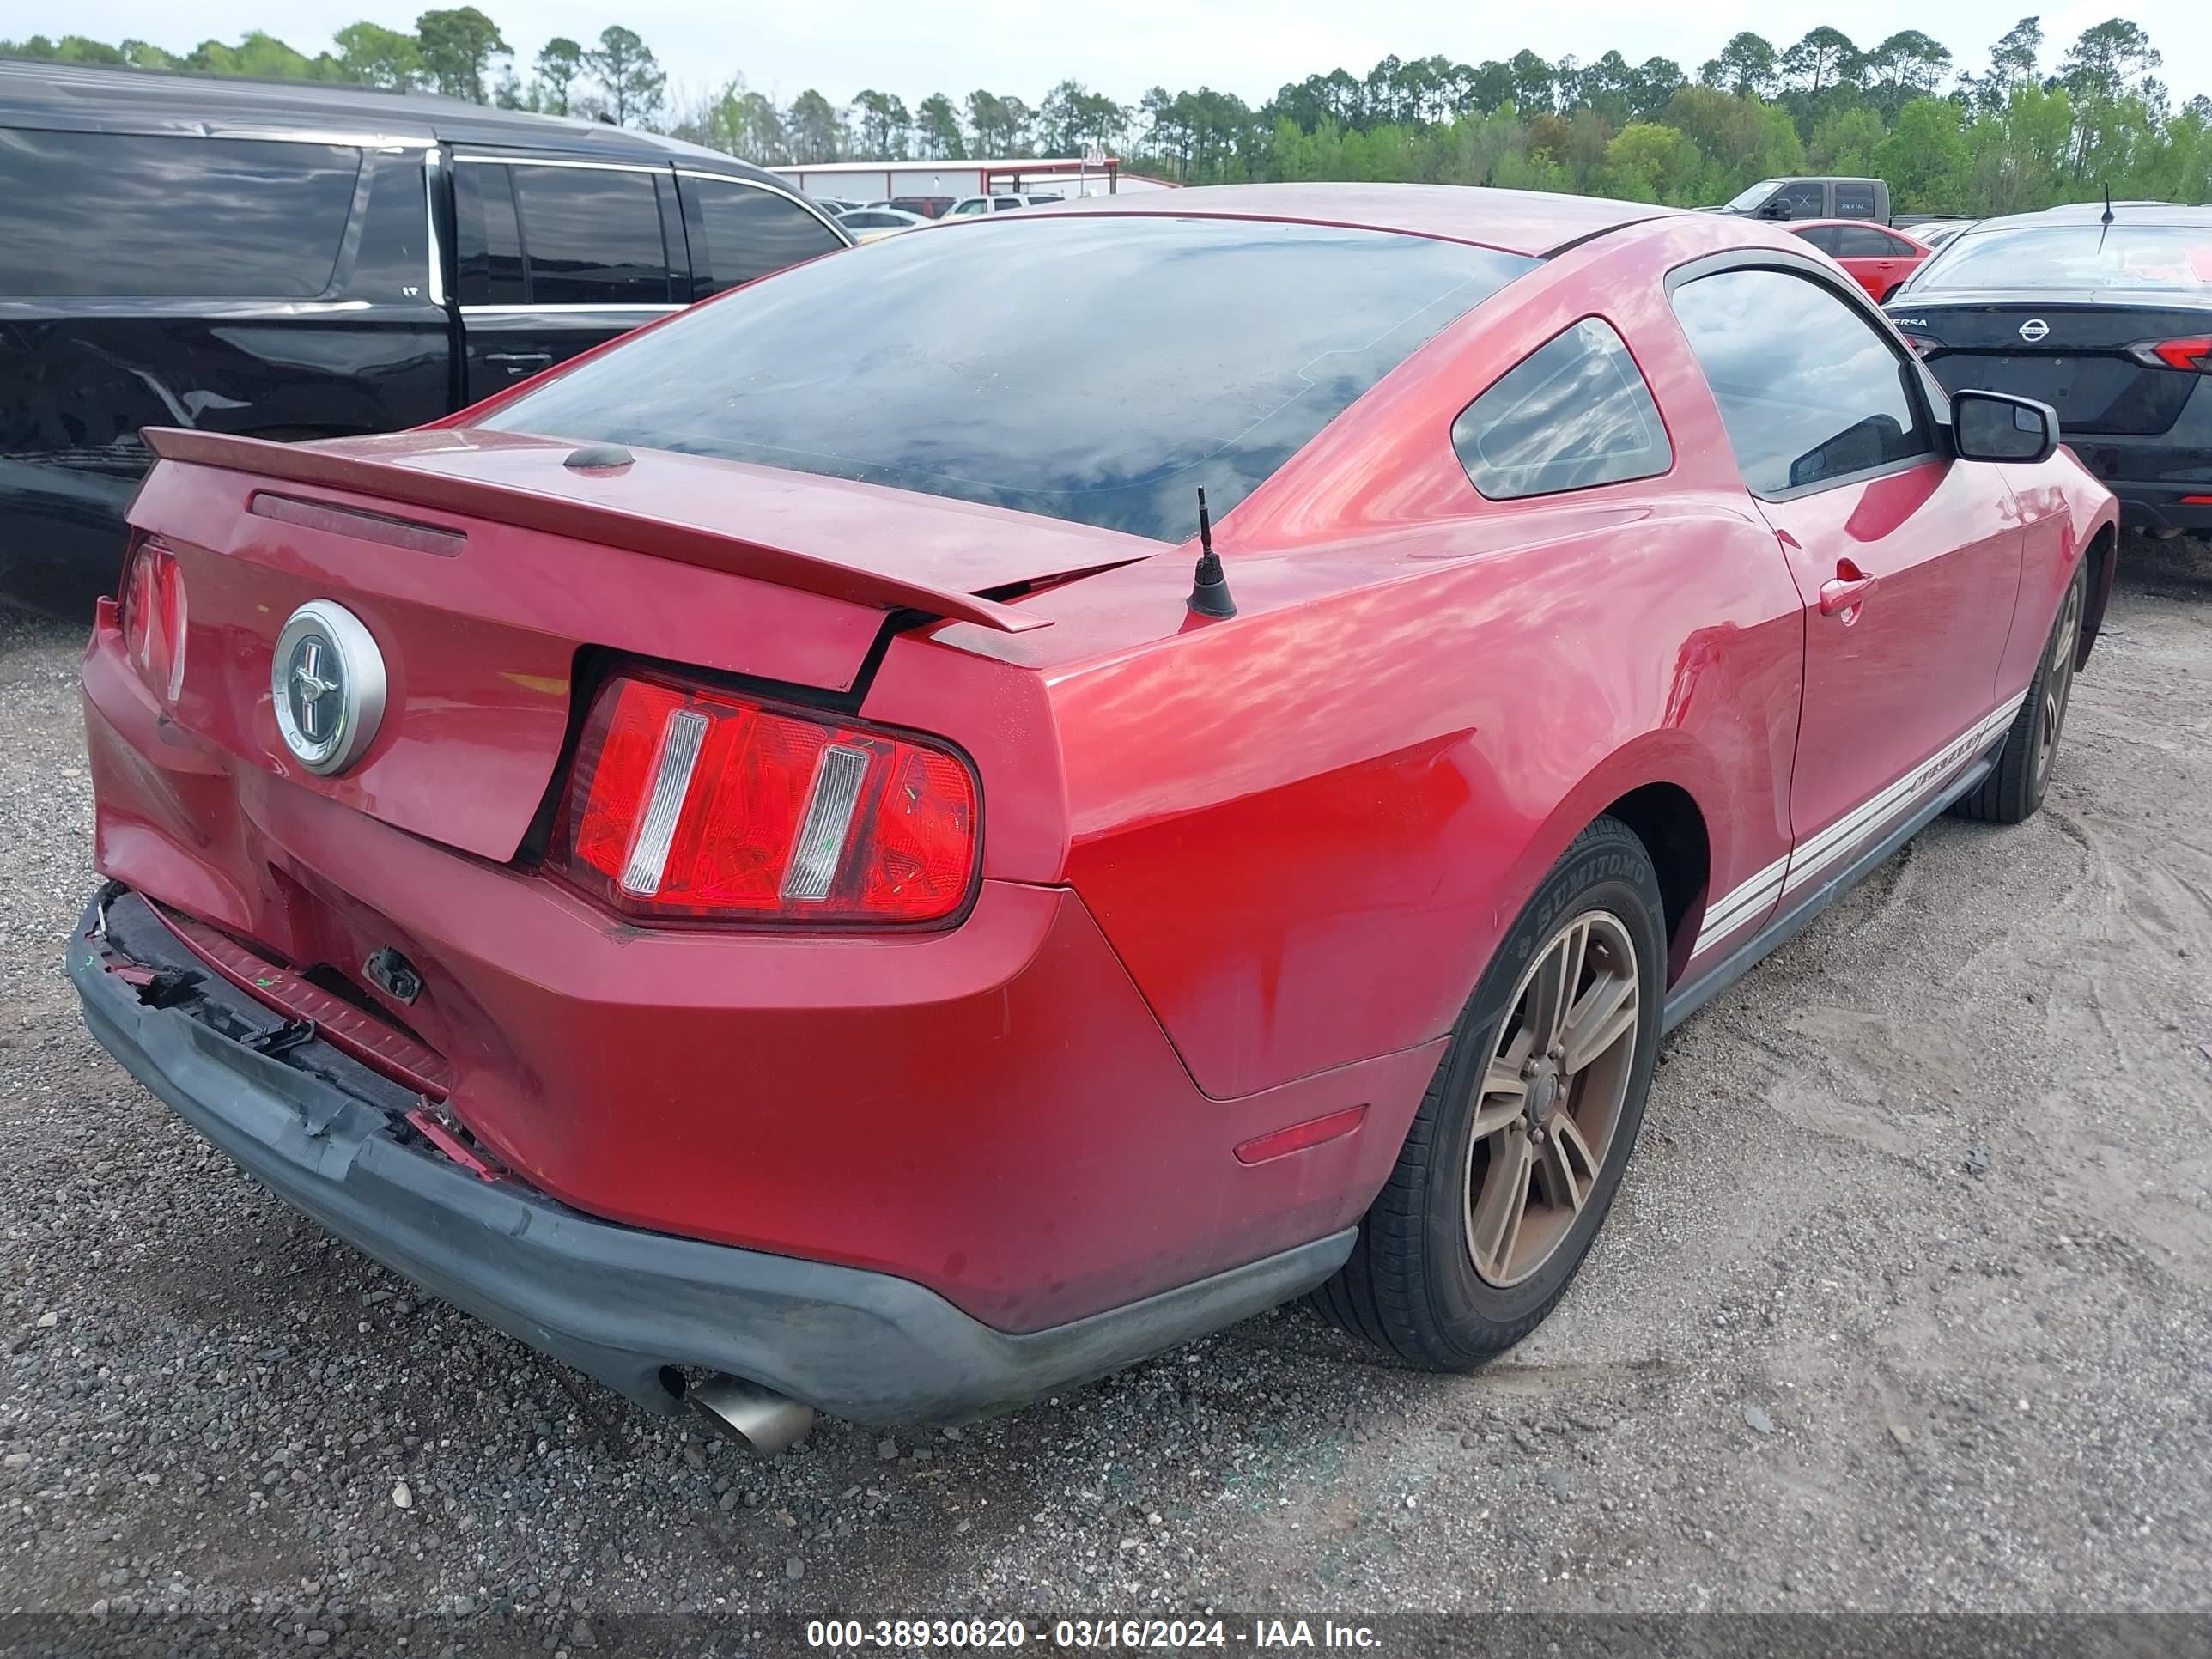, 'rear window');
1834,183,1879,219
0,129,359,298
481,216,1535,541
1917,224,2212,291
